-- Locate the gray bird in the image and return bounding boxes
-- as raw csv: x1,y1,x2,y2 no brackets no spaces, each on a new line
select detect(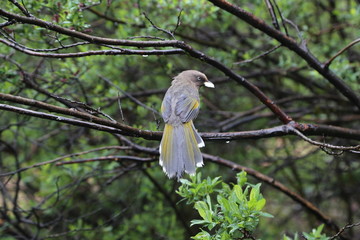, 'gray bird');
159,70,215,179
